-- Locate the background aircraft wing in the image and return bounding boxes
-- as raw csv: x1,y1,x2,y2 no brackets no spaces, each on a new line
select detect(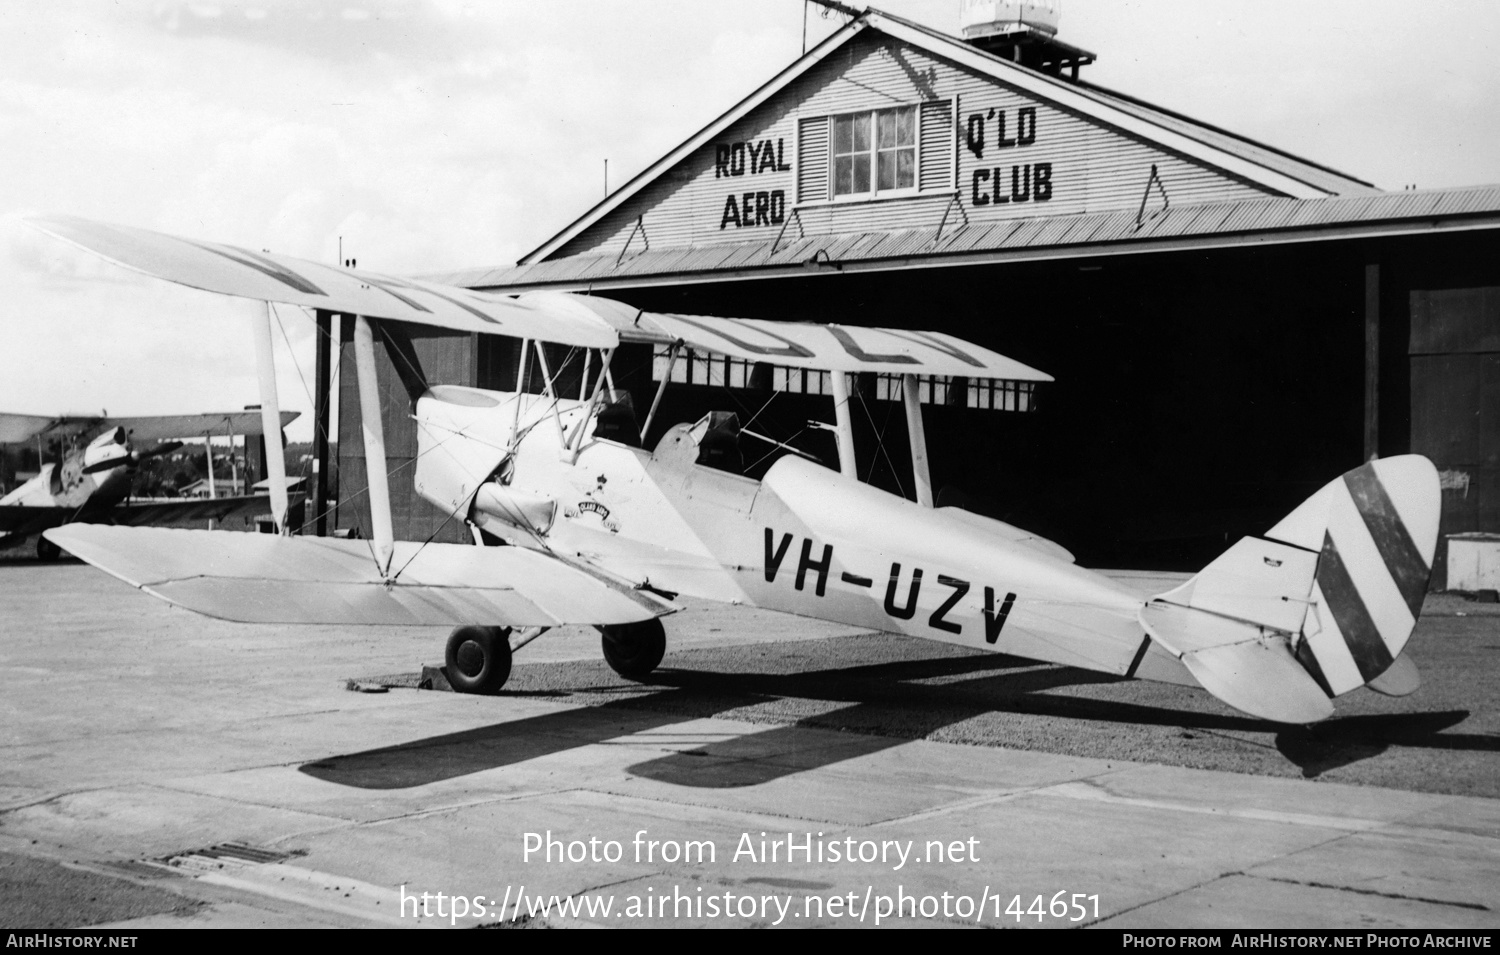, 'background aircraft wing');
1,410,299,444
0,414,62,444
103,411,299,441
109,494,291,527
28,215,619,349
0,495,291,538
44,524,677,627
